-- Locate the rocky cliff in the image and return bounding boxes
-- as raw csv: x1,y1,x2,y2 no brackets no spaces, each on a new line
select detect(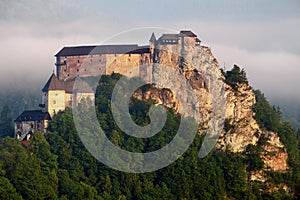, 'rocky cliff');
134,43,288,180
